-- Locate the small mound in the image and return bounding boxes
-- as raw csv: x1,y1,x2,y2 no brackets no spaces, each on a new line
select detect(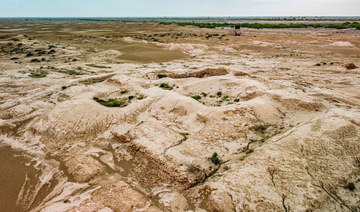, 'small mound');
170,68,228,79
329,41,354,47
